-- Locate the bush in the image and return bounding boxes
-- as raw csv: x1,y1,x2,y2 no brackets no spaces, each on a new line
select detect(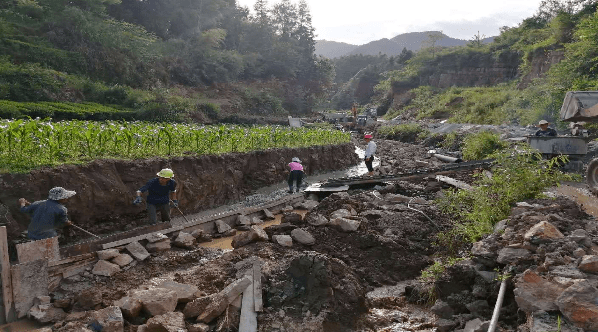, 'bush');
377,123,429,143
436,149,575,242
461,131,508,160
